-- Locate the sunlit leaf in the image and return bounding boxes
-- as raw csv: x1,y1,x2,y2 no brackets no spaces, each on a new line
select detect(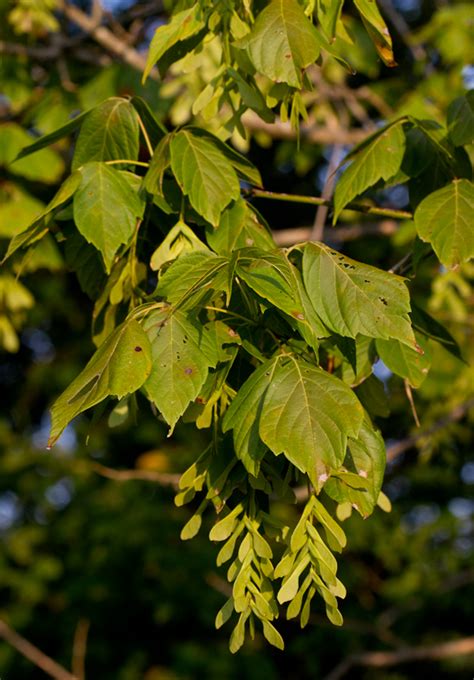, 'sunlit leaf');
237,0,321,87
414,179,474,266
73,162,144,271
143,6,206,81
170,129,240,225
72,98,140,171
333,120,406,220
143,309,218,433
259,356,364,484
303,242,415,346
